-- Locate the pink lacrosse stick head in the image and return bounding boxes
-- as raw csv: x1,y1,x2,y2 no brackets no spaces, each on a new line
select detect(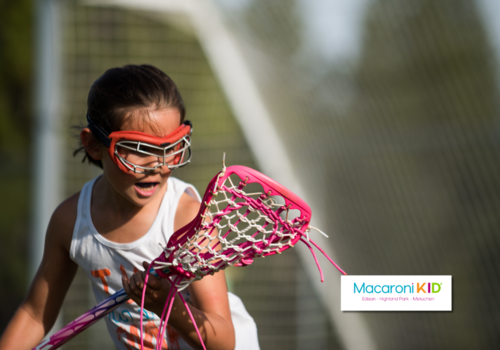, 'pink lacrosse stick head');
154,165,312,280
146,165,344,350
